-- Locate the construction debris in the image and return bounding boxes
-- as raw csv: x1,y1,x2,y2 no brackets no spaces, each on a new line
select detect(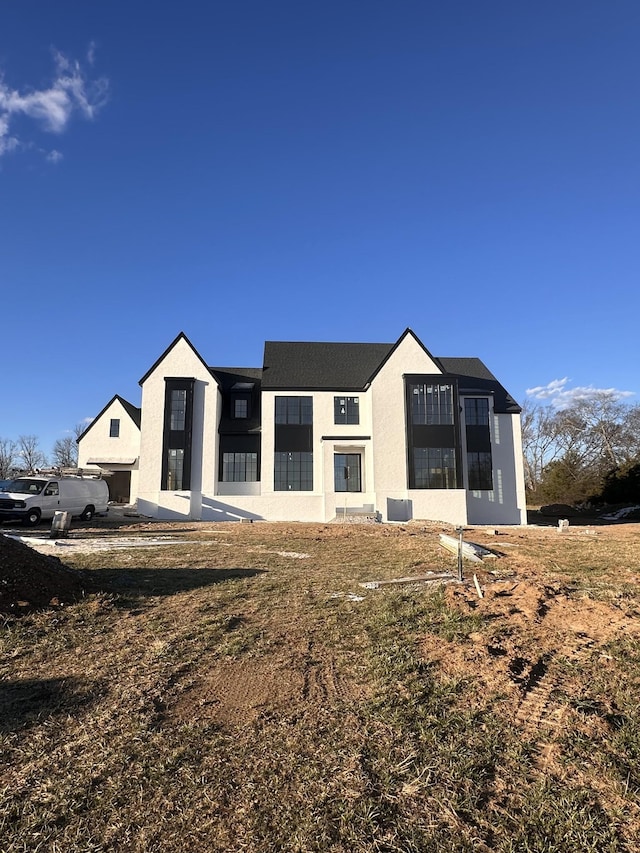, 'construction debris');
439,533,498,562
360,572,456,590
